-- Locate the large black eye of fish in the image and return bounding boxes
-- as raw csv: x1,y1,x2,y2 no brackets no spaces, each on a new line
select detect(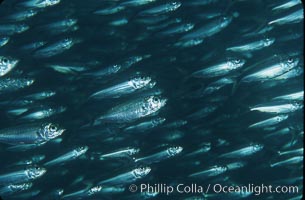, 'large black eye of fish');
1,58,8,64
49,125,57,131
